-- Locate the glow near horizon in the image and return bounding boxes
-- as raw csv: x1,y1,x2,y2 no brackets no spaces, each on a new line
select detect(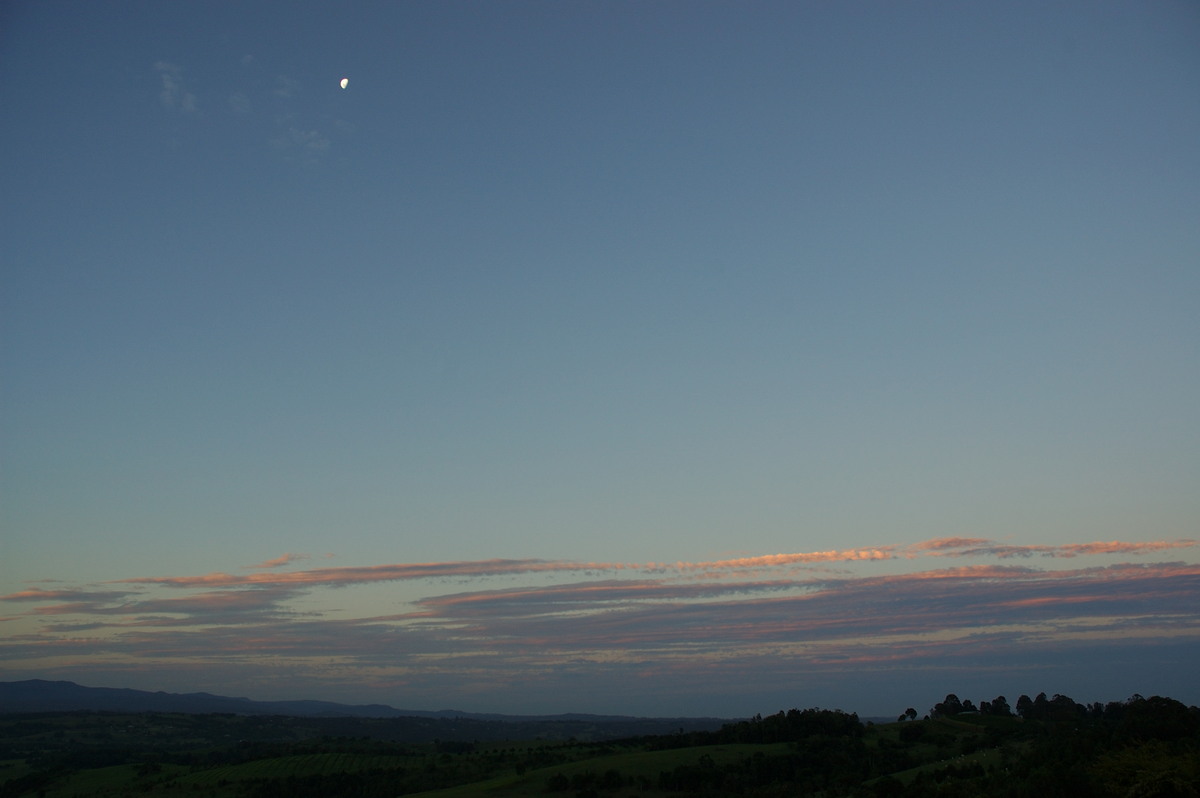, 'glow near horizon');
3,536,1198,716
